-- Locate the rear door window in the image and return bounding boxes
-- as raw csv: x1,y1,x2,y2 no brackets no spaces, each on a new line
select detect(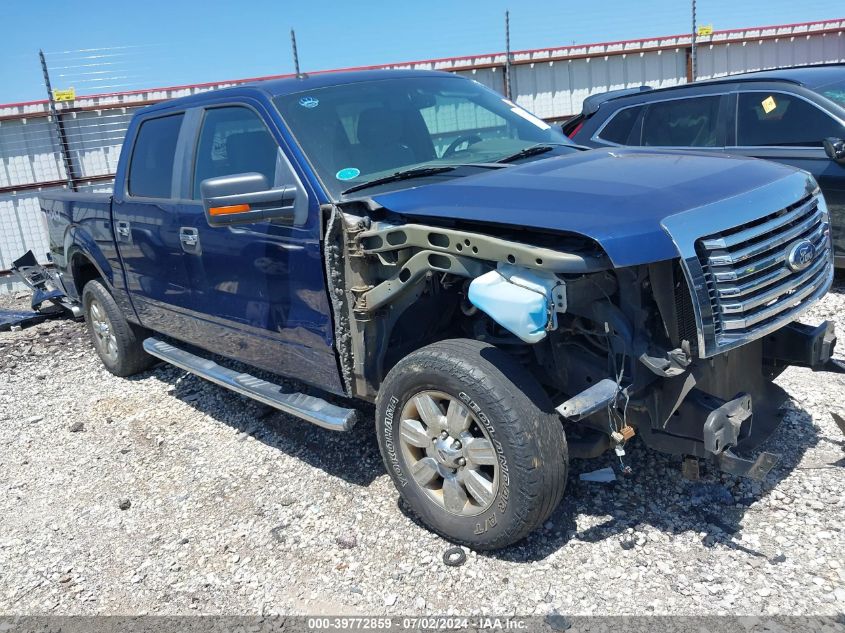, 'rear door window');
128,114,184,198
596,105,643,144
641,96,722,147
736,91,845,147
192,106,282,199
